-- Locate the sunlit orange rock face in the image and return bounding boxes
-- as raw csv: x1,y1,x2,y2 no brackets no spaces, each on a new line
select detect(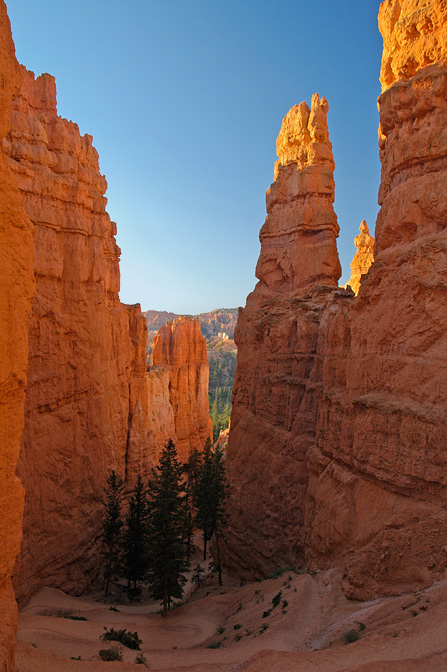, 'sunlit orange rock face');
226,0,447,599
345,220,375,295
151,317,213,463
256,93,341,292
0,3,34,668
4,67,158,604
224,93,342,578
